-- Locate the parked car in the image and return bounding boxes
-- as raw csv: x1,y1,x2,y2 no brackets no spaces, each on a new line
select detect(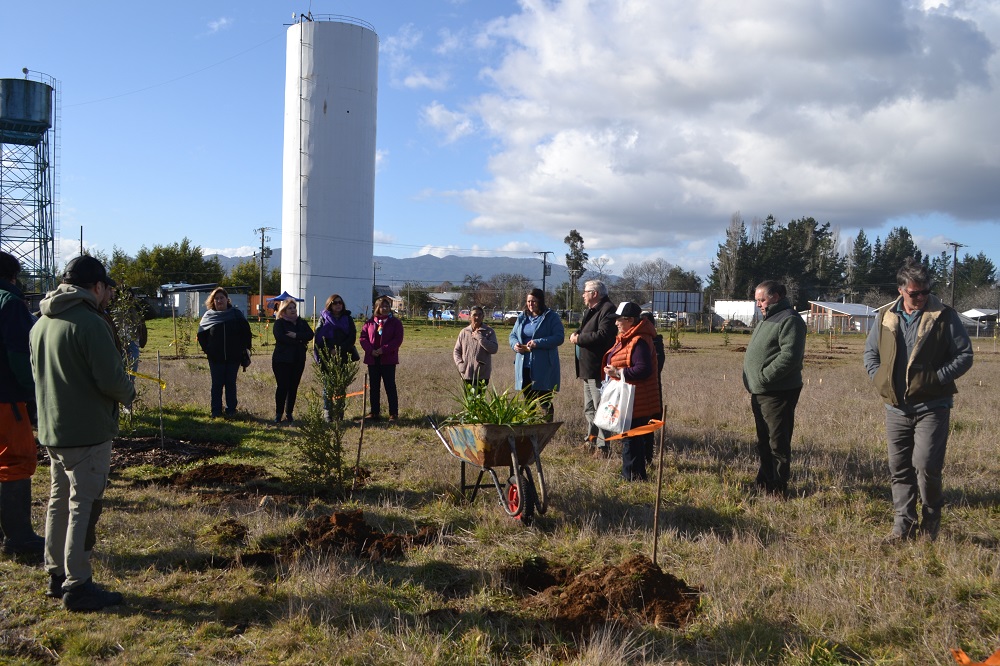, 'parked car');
503,310,521,324
458,309,471,320
491,311,505,320
427,309,455,321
